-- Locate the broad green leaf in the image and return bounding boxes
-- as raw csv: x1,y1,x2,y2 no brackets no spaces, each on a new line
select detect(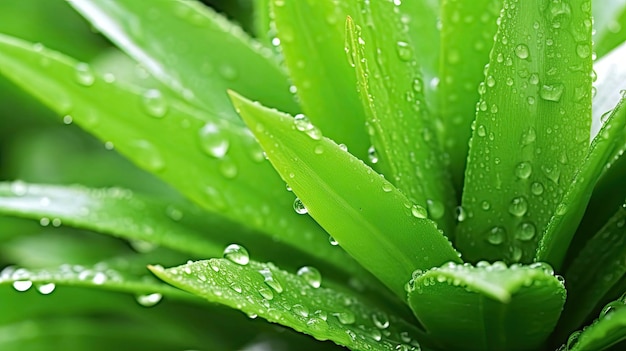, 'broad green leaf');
0,34,369,284
399,0,440,114
69,0,298,118
345,11,456,236
407,261,565,351
439,0,503,189
537,97,626,268
229,91,462,299
593,0,626,59
558,203,626,335
561,293,626,351
150,259,429,351
457,0,593,263
271,0,370,161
